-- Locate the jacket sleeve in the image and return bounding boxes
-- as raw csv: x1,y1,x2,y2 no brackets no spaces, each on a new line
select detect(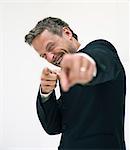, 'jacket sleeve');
80,39,125,85
36,89,62,135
